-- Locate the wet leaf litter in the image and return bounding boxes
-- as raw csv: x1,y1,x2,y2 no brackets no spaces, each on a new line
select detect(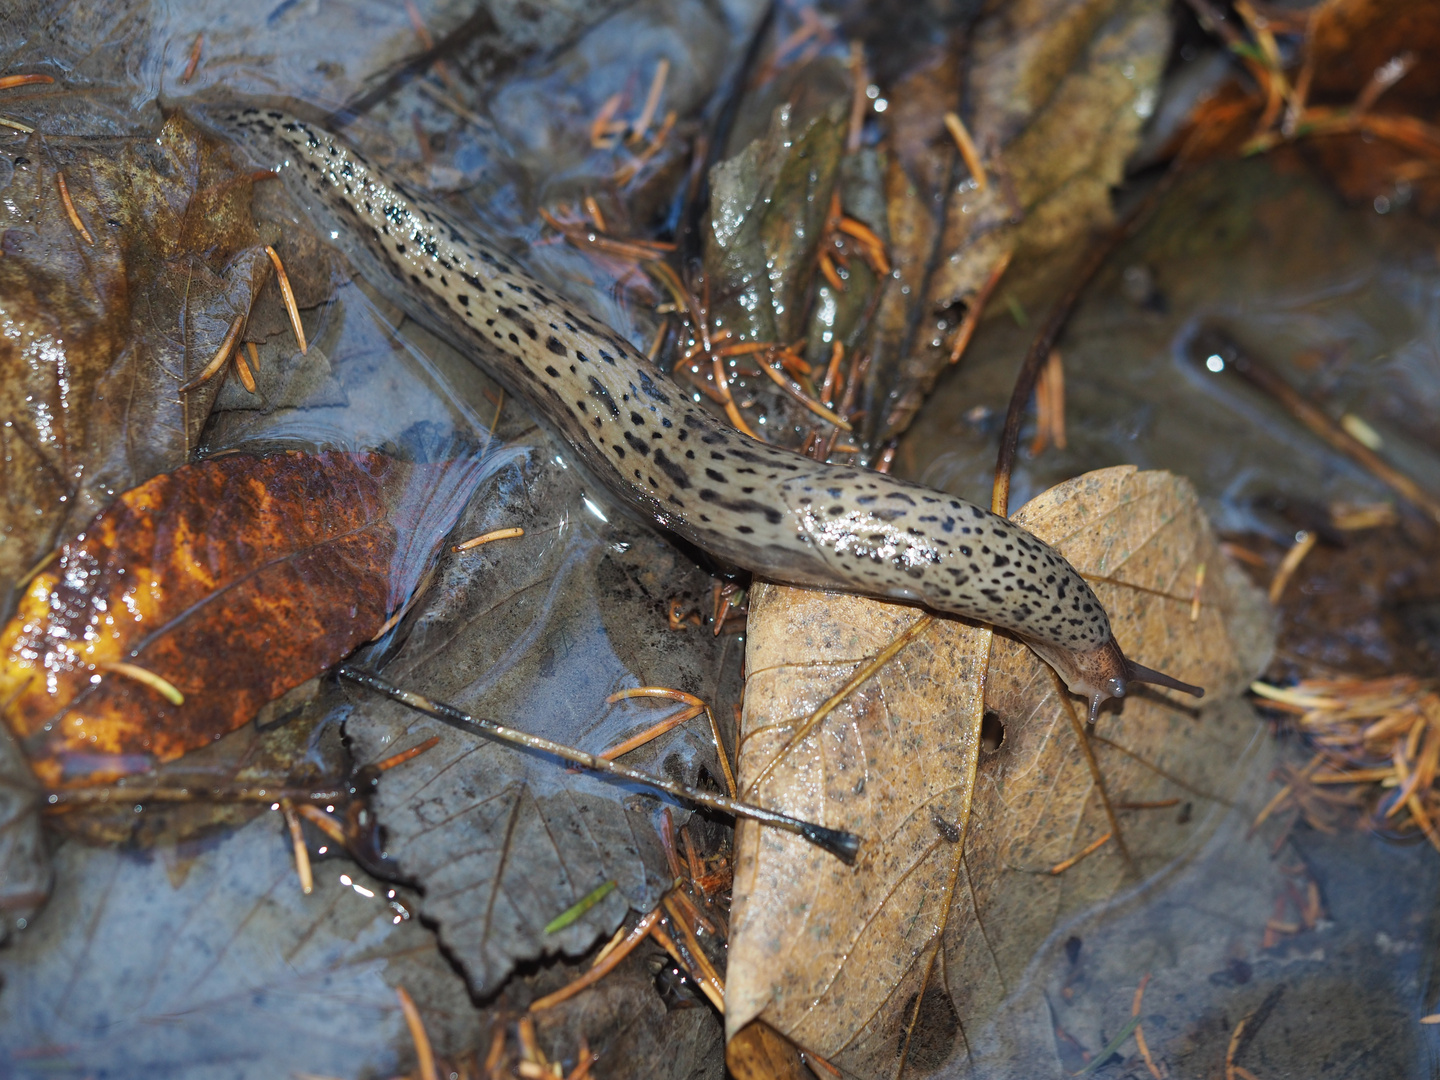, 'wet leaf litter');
4,1,1440,1079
